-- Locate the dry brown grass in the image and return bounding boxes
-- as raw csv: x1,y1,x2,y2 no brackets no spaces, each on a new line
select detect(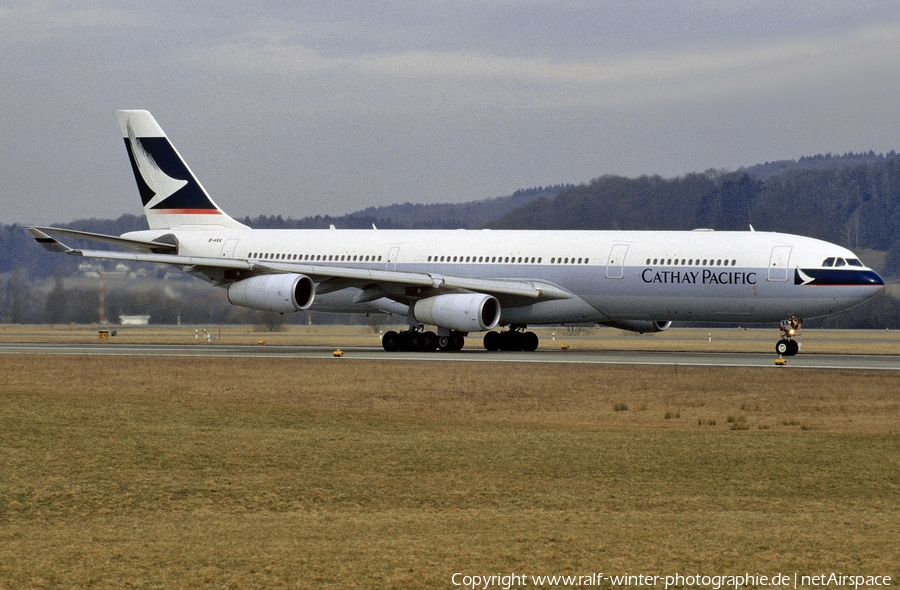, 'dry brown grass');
0,355,897,588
